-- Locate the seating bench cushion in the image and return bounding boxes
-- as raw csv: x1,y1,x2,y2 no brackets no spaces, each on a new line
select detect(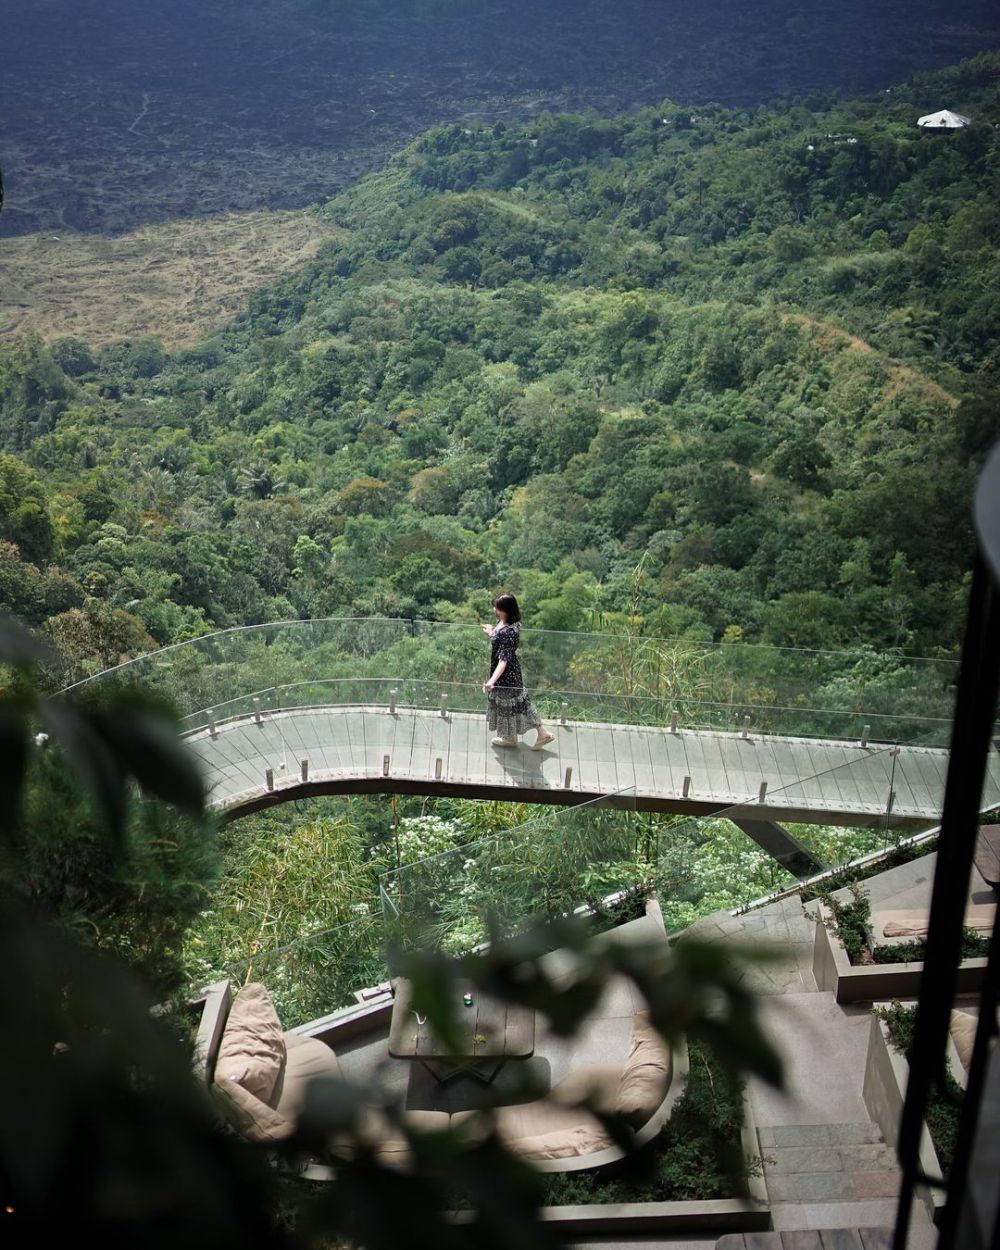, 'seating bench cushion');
332,1109,451,1166
214,983,286,1102
214,1074,295,1142
949,1010,977,1072
451,1104,614,1160
274,1034,343,1120
616,1013,672,1126
511,1123,614,1160
449,1014,673,1162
